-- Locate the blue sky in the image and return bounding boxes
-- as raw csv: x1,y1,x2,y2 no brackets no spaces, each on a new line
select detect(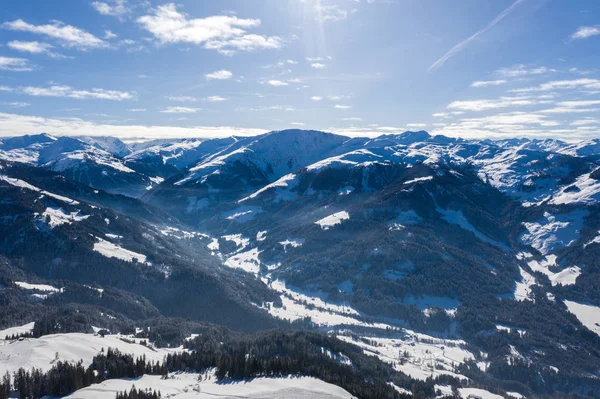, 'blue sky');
0,0,599,141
